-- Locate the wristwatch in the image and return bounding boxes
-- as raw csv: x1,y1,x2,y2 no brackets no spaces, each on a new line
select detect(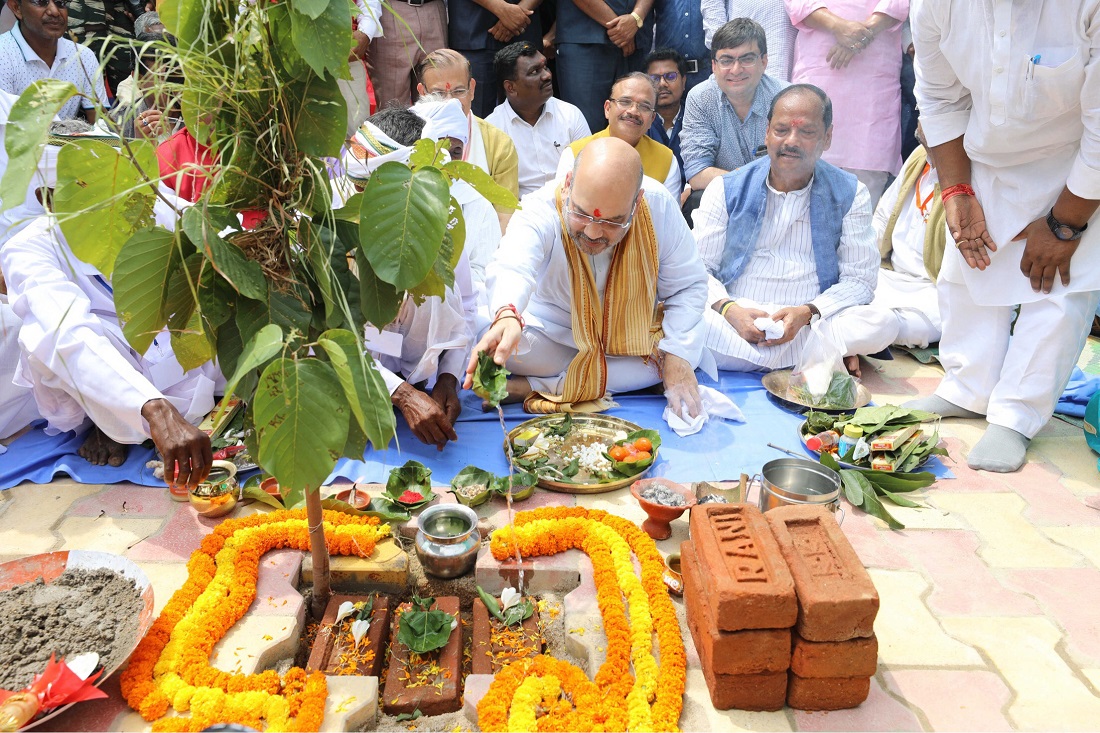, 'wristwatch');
630,11,643,27
805,303,821,324
1047,207,1088,241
